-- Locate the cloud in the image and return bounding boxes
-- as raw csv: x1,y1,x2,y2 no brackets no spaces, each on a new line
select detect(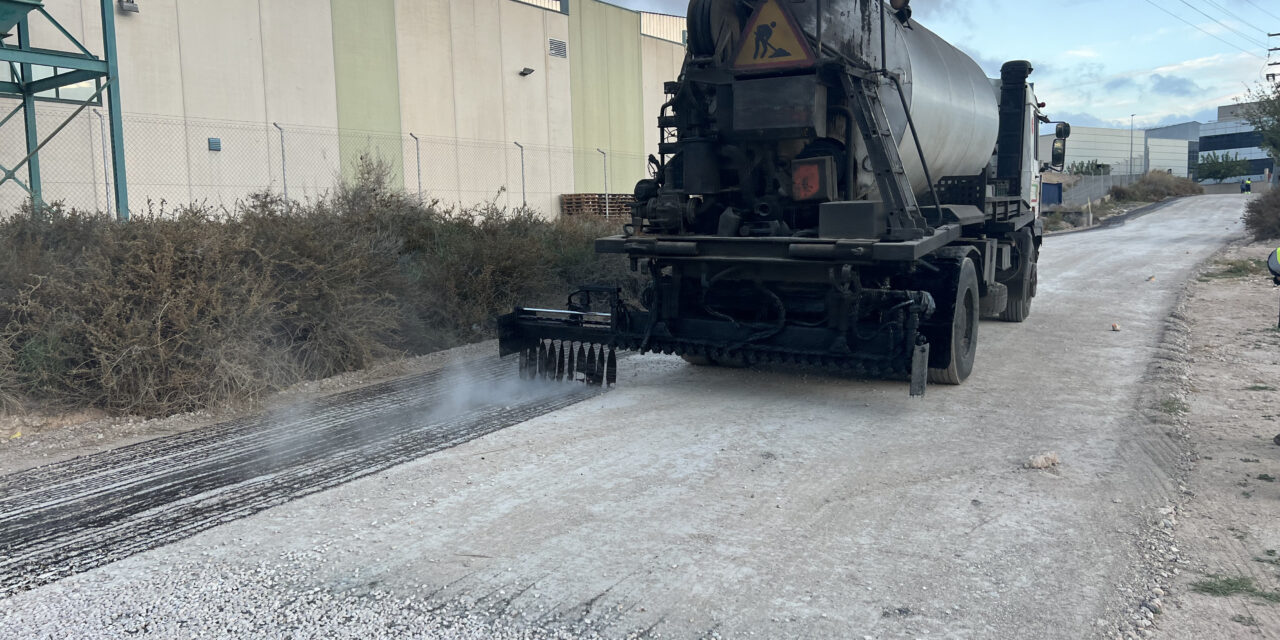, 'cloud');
1047,112,1126,129
1104,77,1137,92
1149,74,1202,97
1065,48,1099,59
908,0,967,20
